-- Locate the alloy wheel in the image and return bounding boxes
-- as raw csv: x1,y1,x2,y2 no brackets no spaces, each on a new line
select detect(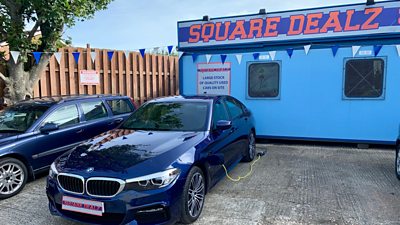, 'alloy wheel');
187,172,205,218
0,162,24,195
